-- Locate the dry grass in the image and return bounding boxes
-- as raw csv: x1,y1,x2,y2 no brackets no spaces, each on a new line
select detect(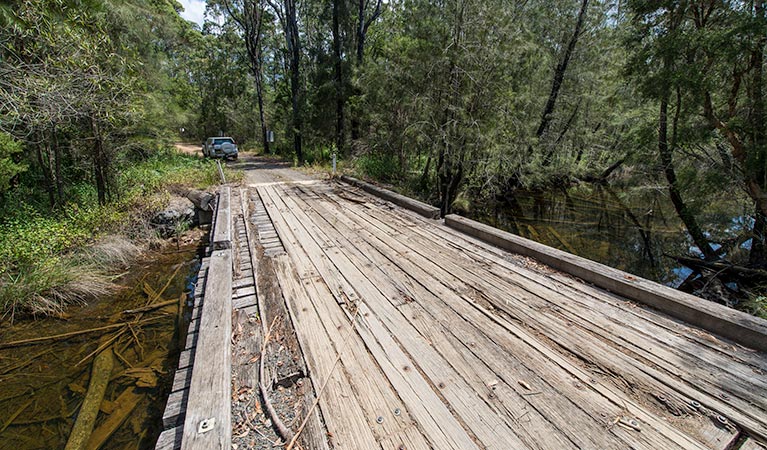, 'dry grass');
86,236,141,268
0,259,116,321
0,236,145,321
